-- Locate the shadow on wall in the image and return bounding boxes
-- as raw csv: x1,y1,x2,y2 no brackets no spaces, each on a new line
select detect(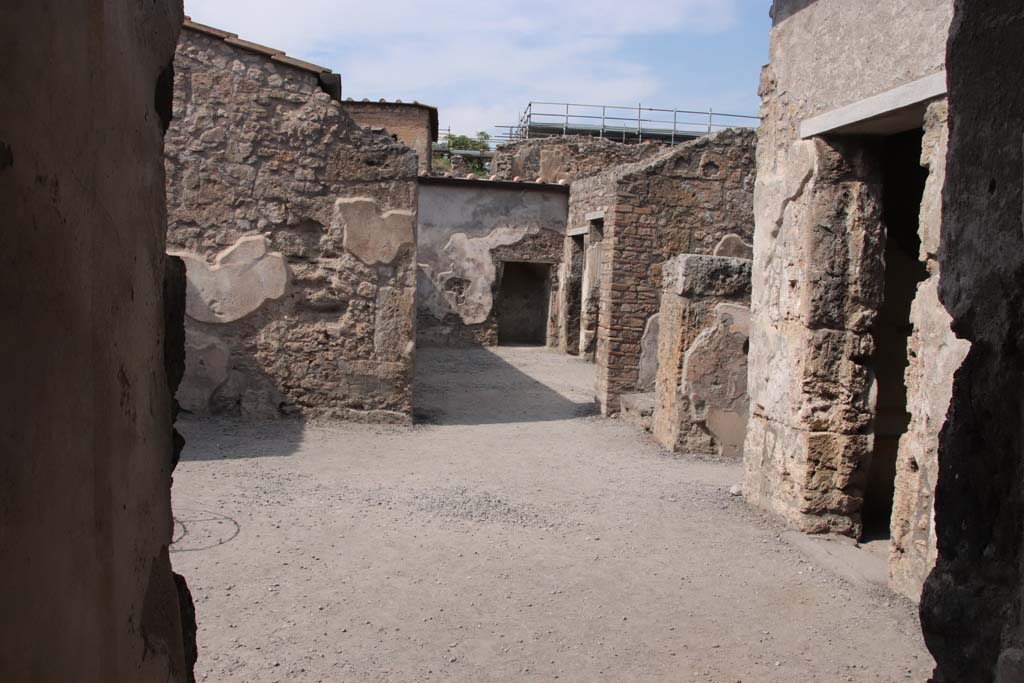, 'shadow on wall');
175,416,307,461
413,348,598,426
